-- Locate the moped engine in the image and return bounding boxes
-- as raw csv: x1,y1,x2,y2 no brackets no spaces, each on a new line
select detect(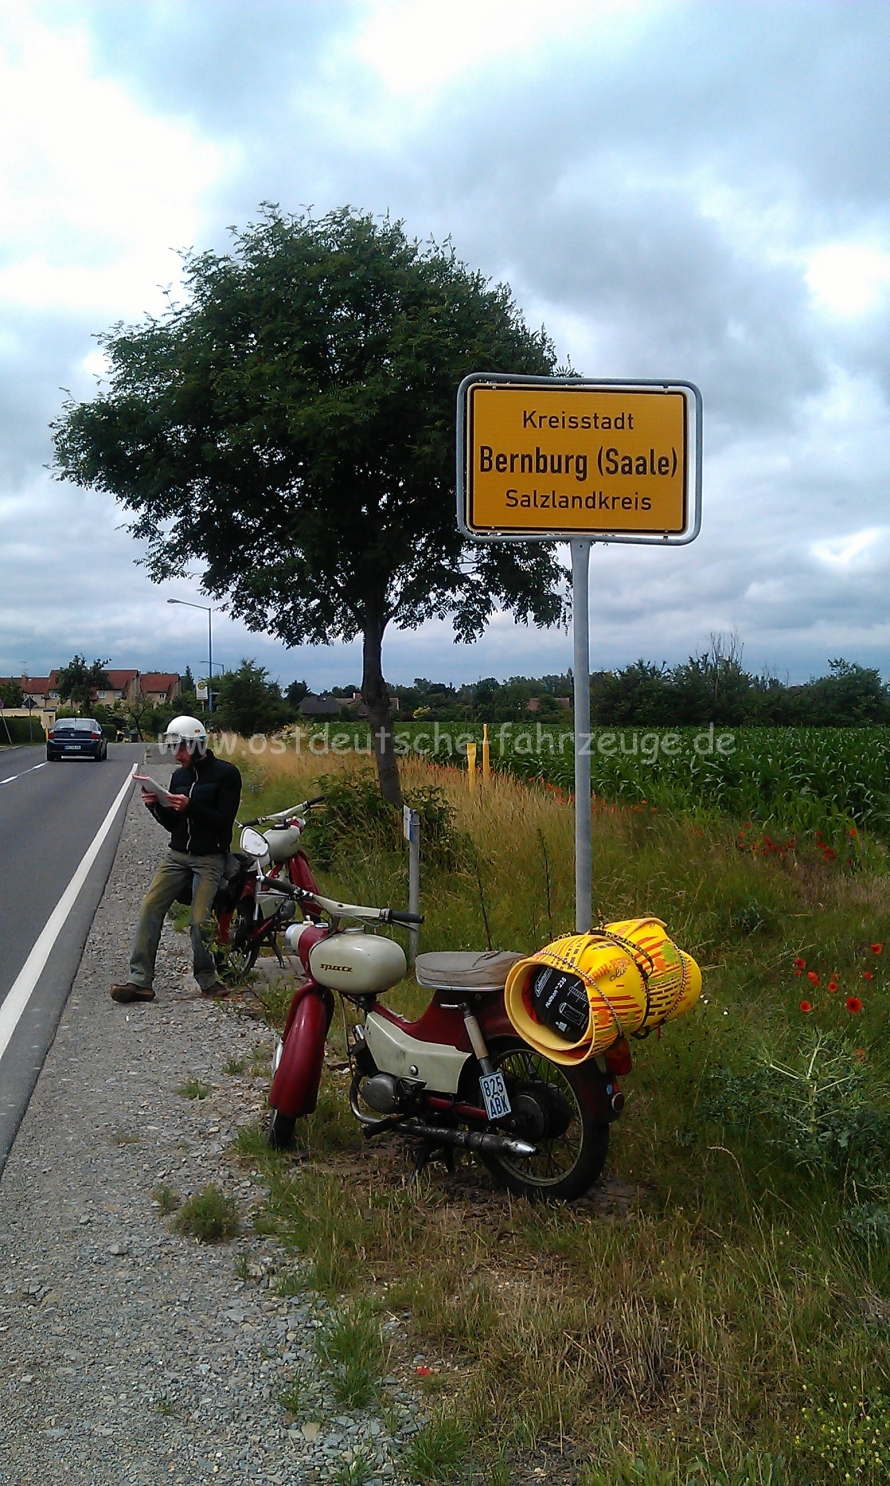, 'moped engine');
358,1073,400,1114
